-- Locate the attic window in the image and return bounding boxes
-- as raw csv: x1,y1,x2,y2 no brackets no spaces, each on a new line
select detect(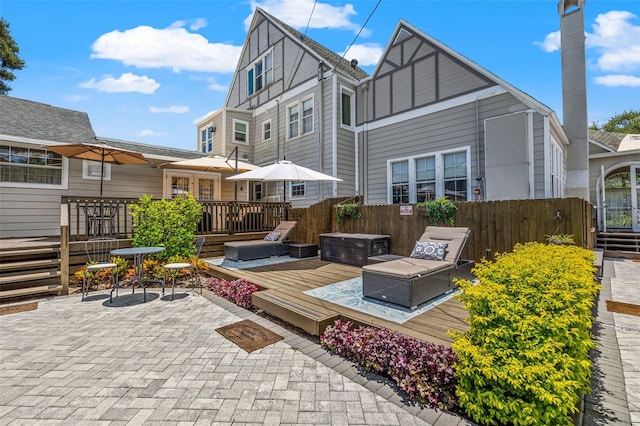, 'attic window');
393,28,413,45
